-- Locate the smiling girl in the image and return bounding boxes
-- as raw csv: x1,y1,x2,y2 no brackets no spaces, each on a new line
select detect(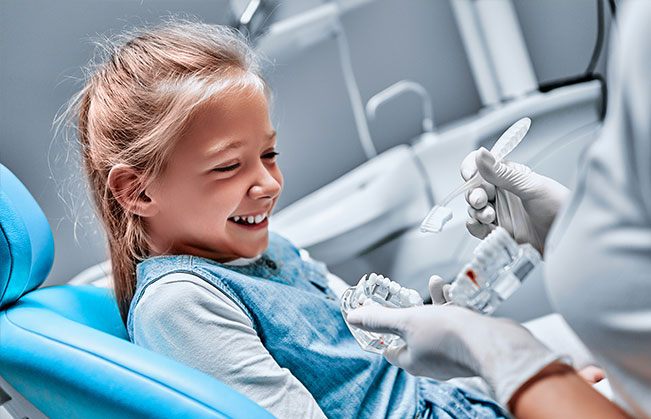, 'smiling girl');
66,19,506,419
